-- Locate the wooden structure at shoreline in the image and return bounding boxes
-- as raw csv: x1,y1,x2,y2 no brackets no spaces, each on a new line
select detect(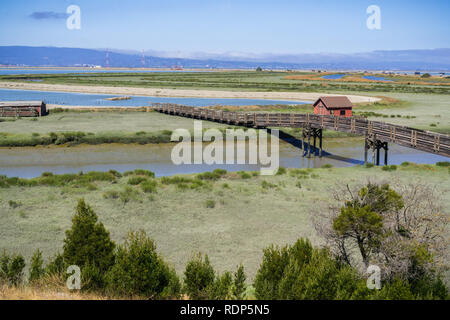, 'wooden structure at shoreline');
152,103,450,164
0,101,47,117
